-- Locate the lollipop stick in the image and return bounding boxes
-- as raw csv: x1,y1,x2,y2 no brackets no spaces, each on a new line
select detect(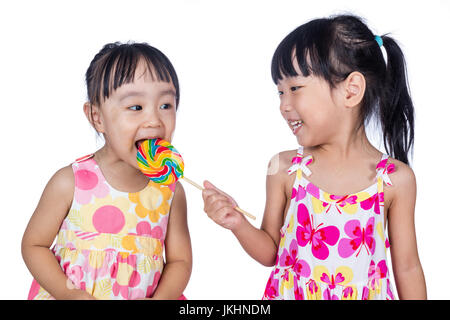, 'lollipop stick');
182,176,204,191
234,207,256,220
181,176,256,220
